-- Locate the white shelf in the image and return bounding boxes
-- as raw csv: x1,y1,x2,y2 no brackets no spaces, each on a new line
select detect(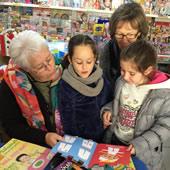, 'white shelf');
0,2,110,12
157,55,170,64
146,14,170,20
